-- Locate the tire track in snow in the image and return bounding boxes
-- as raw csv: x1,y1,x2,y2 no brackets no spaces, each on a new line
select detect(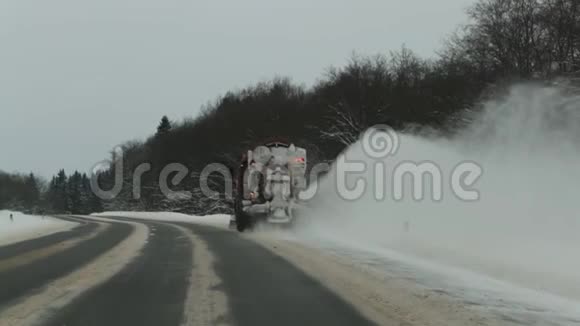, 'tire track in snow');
44,222,192,326
0,217,104,274
0,216,148,326
0,216,95,261
0,217,132,310
178,223,374,326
